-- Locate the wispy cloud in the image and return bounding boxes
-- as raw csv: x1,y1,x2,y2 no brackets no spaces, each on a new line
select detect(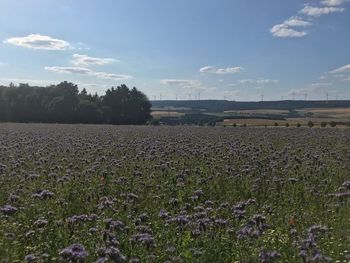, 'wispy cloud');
321,0,349,6
308,82,331,88
271,0,347,38
270,16,311,38
45,66,92,74
45,66,132,81
329,64,350,74
199,66,243,74
71,54,118,66
239,79,279,84
160,79,216,93
299,5,345,17
270,24,307,38
283,16,312,27
328,64,350,82
288,82,332,97
160,79,194,85
4,34,70,50
92,72,131,81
